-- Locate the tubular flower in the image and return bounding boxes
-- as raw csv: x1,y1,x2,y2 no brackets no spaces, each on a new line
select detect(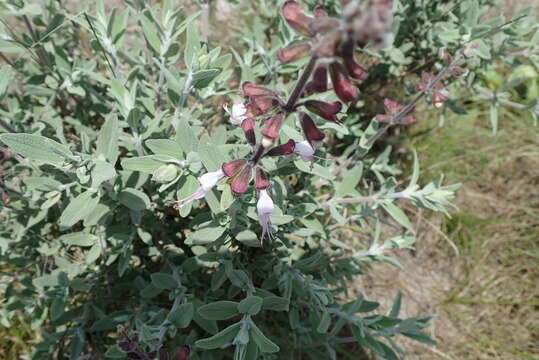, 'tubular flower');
277,43,312,64
224,102,247,125
304,66,328,95
266,139,296,156
174,169,224,209
242,82,279,115
222,159,247,177
230,164,253,195
257,188,274,244
305,100,342,123
261,114,284,147
375,98,415,124
282,1,316,37
241,118,256,146
294,140,315,163
300,113,326,149
329,62,359,103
